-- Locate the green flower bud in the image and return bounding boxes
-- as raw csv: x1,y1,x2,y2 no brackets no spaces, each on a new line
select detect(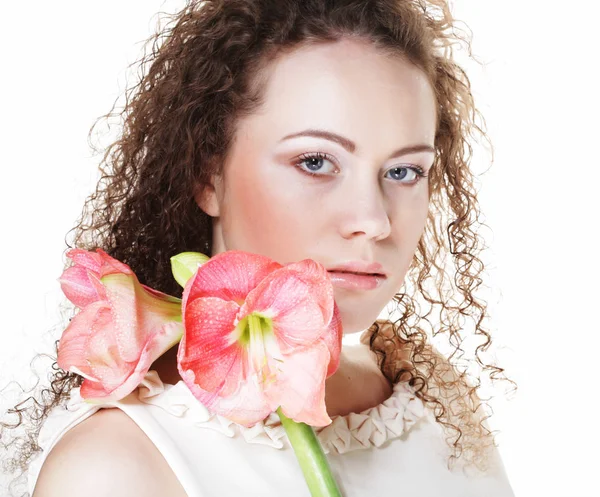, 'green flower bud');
170,252,210,288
